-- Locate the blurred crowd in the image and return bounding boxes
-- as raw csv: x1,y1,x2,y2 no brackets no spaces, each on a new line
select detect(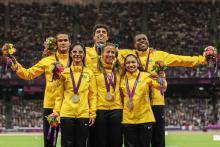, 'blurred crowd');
165,98,215,130
0,2,219,78
0,100,6,128
1,97,220,129
1,0,220,130
11,99,43,128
